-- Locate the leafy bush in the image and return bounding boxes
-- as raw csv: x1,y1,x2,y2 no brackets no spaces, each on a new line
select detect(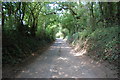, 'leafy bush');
2,30,53,66
86,26,119,63
68,26,119,64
